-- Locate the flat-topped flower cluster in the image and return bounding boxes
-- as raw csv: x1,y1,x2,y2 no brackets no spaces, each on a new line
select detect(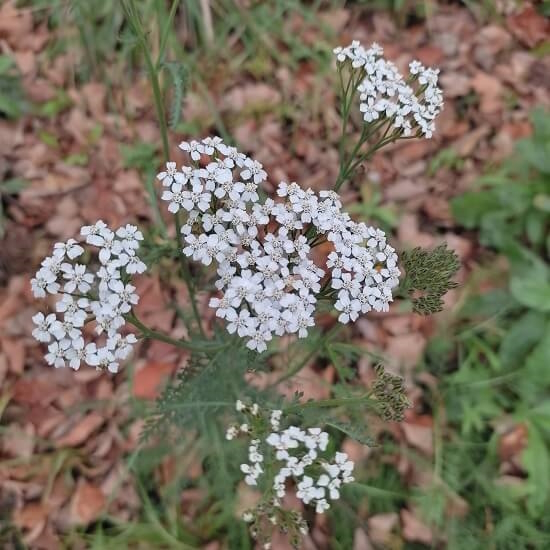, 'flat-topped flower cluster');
334,40,443,138
30,222,146,372
158,136,400,352
227,401,355,516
